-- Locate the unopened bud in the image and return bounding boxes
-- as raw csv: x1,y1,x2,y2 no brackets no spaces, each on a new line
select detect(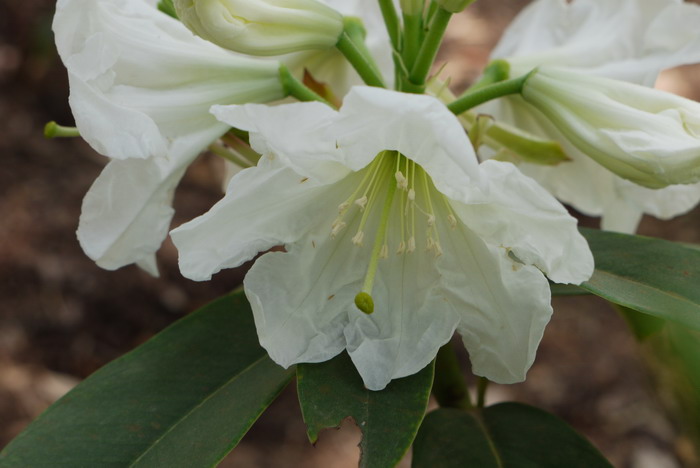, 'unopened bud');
174,0,344,56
